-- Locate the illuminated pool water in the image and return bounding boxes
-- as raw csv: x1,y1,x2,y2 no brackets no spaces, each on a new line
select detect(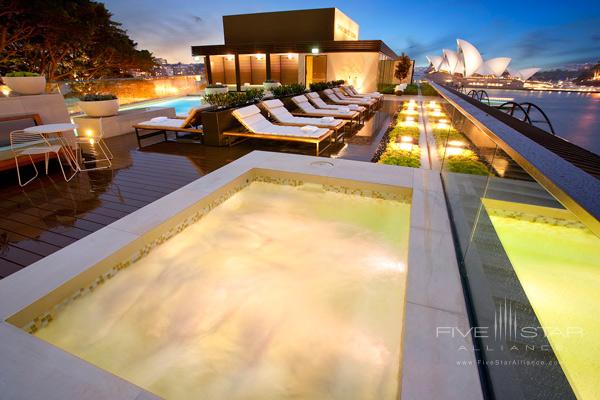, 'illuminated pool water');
487,203,600,400
121,95,204,115
34,181,411,399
